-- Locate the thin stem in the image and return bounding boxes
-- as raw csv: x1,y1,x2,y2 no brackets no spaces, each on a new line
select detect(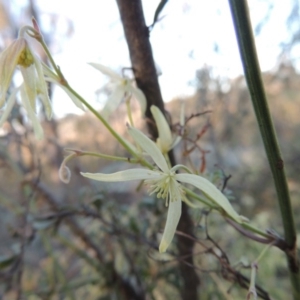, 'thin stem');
64,84,153,169
184,187,217,209
228,0,300,297
36,32,153,170
185,187,272,240
66,84,129,153
31,27,62,77
240,222,274,240
65,148,140,163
